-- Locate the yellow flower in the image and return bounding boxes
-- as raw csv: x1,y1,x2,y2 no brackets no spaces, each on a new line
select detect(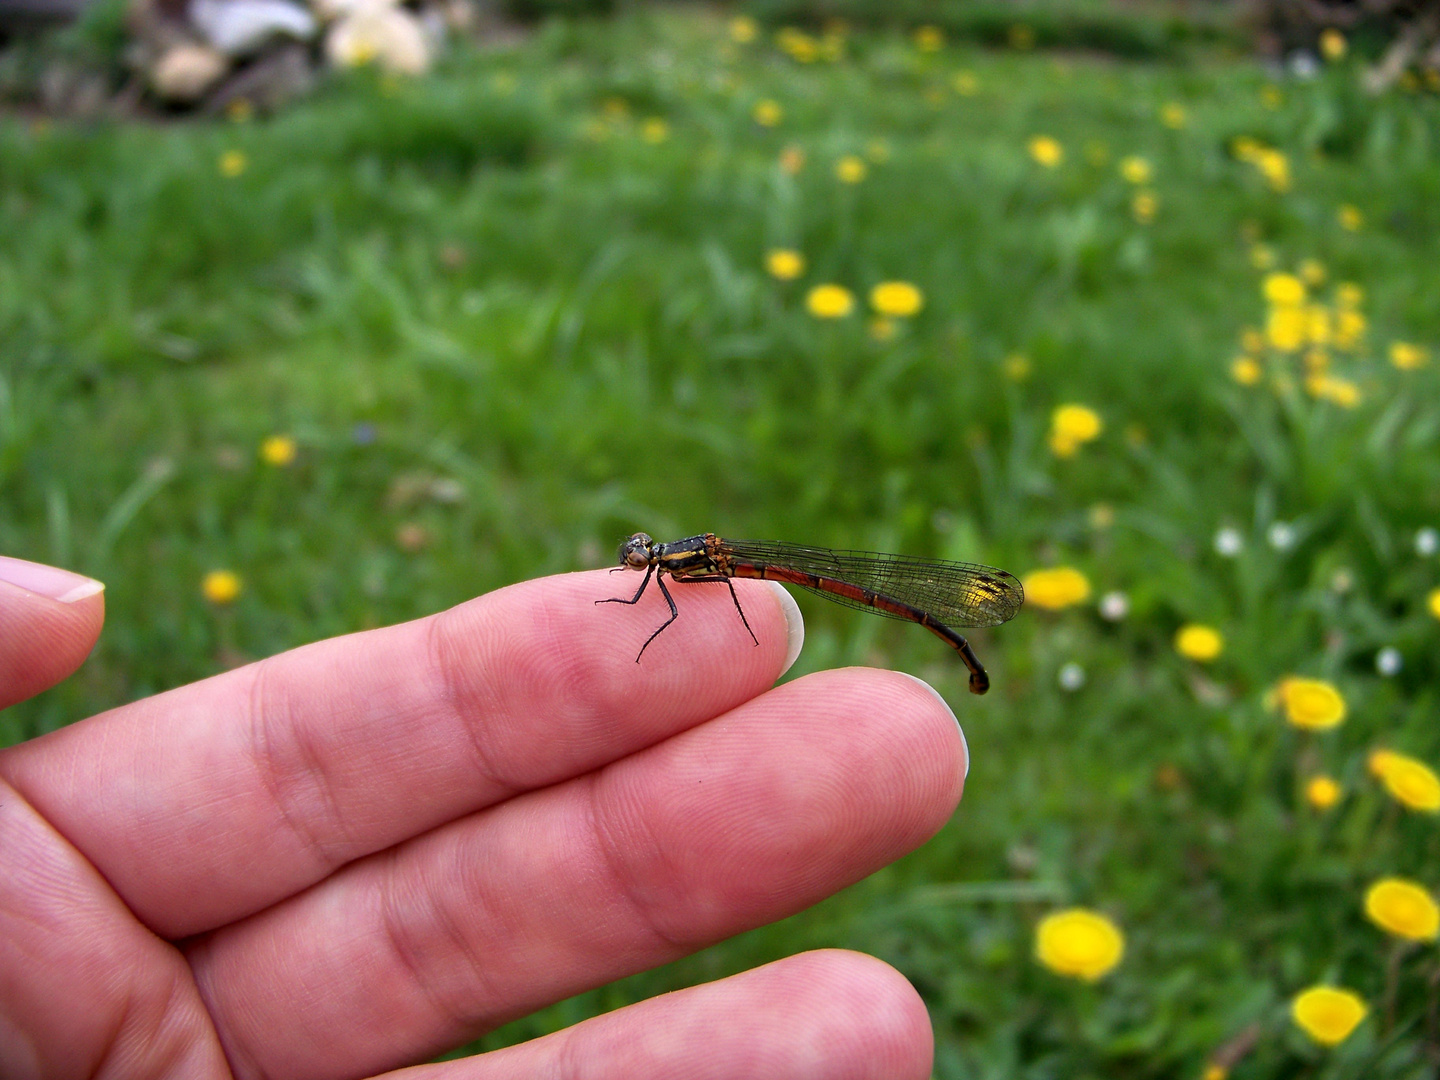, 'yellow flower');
1201,1065,1228,1080
1390,342,1429,370
1175,624,1224,662
1232,135,1262,161
1003,354,1031,381
729,15,757,43
219,150,247,177
1160,102,1187,129
1266,307,1306,352
1023,567,1091,610
1305,775,1342,810
1050,404,1102,452
1263,273,1306,307
1365,878,1440,940
869,281,923,317
1375,751,1440,812
914,24,944,52
1319,28,1347,61
778,145,806,174
1291,987,1367,1046
765,249,805,280
1028,135,1063,167
1255,149,1290,192
805,284,854,319
1369,748,1399,778
1308,374,1360,408
1338,204,1363,231
1334,308,1367,350
1300,259,1326,286
1429,587,1440,621
835,155,867,183
752,99,782,127
1231,356,1262,385
1279,677,1346,730
1035,908,1124,981
952,70,978,96
1119,155,1152,184
260,434,297,466
641,117,669,144
202,570,242,605
1131,191,1157,224
1305,306,1331,346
